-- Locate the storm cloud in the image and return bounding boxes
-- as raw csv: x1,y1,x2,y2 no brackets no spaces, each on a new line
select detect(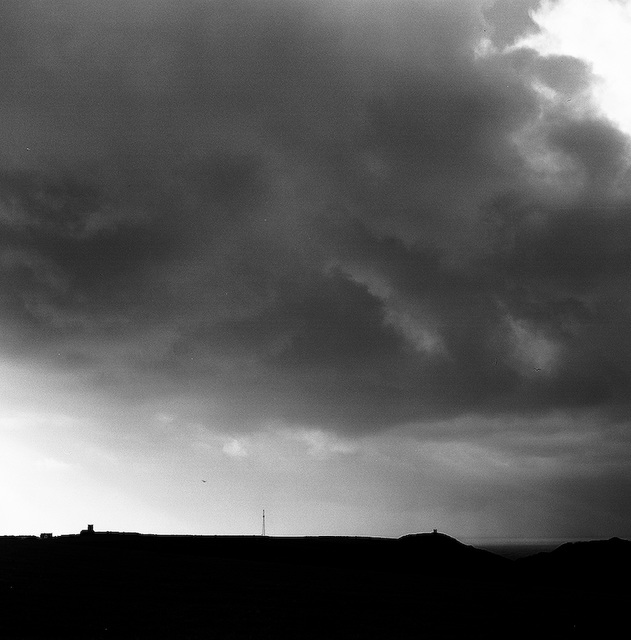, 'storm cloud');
2,0,631,442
